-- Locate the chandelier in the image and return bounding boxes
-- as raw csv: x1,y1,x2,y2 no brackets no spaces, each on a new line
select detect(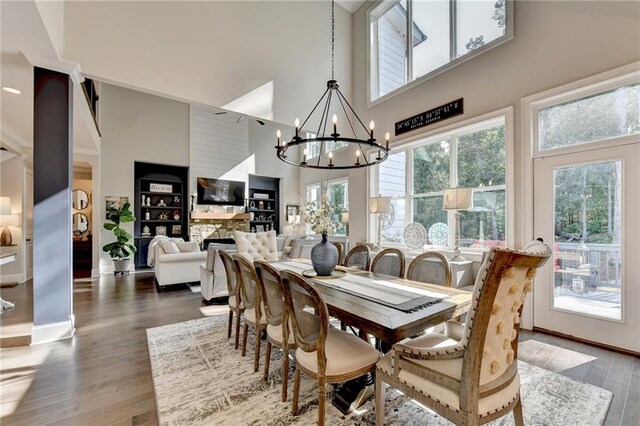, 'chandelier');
275,0,390,170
